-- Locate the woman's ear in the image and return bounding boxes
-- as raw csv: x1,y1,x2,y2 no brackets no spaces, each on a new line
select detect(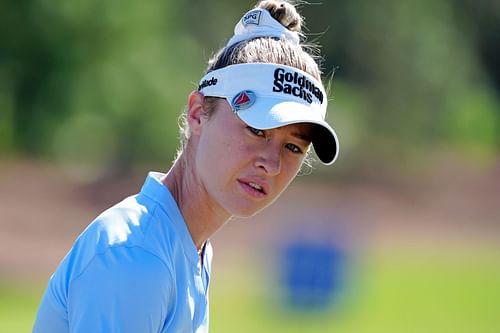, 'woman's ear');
186,91,206,136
